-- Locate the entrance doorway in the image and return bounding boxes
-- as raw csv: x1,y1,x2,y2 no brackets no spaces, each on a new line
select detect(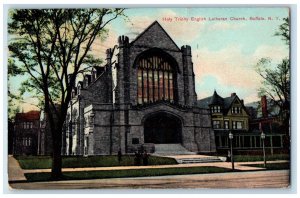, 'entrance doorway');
144,112,182,144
